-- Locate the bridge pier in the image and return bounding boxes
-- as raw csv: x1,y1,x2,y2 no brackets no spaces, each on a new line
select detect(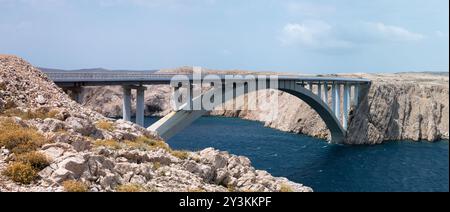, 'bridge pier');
136,86,147,127
343,83,351,130
317,82,322,102
332,82,341,122
122,85,147,127
353,84,360,107
122,86,132,122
